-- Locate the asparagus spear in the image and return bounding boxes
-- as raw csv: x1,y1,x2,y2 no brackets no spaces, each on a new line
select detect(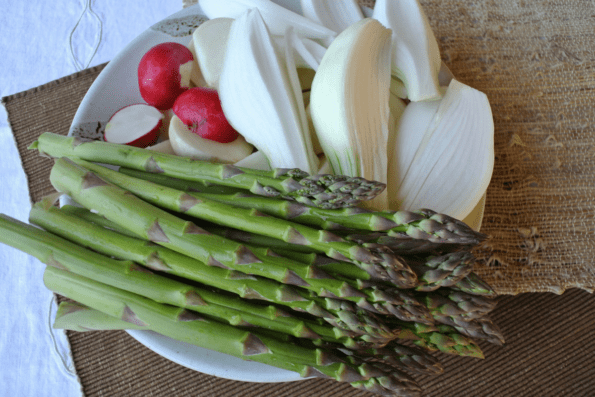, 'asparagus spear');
421,290,498,321
47,158,398,340
44,267,422,396
119,167,486,248
451,273,498,298
31,132,385,209
38,202,431,331
408,251,475,292
28,203,393,343
55,300,444,376
54,301,147,332
353,344,444,376
209,227,482,303
70,158,417,289
412,325,485,359
4,212,359,340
